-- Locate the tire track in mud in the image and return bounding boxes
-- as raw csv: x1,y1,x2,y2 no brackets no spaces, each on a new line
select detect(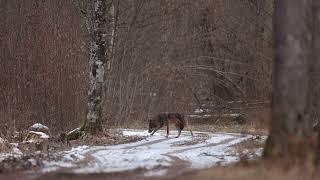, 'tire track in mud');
166,137,236,155
122,137,174,150
121,130,212,149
